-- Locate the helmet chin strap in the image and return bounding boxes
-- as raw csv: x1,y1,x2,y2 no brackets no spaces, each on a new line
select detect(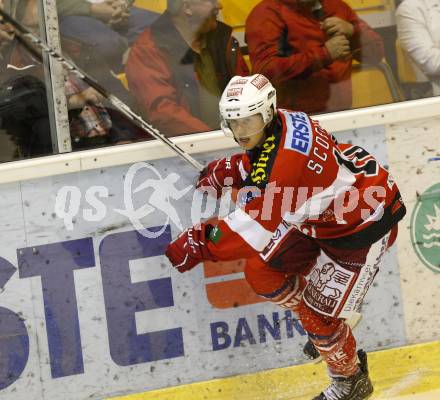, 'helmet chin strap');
254,114,277,148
